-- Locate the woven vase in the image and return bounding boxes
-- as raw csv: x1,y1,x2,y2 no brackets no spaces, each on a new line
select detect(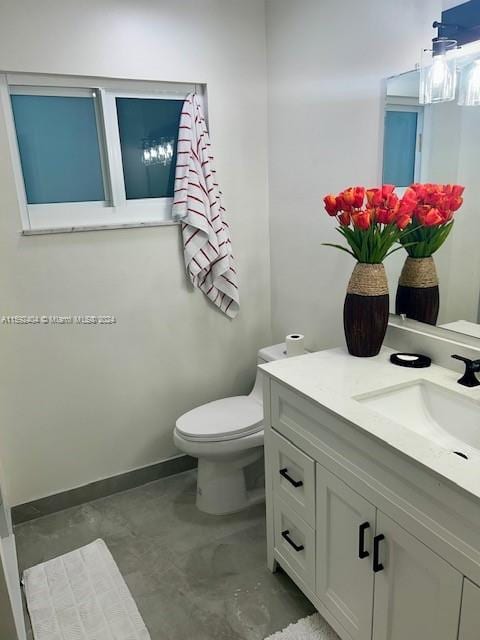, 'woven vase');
395,257,439,326
343,263,389,358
